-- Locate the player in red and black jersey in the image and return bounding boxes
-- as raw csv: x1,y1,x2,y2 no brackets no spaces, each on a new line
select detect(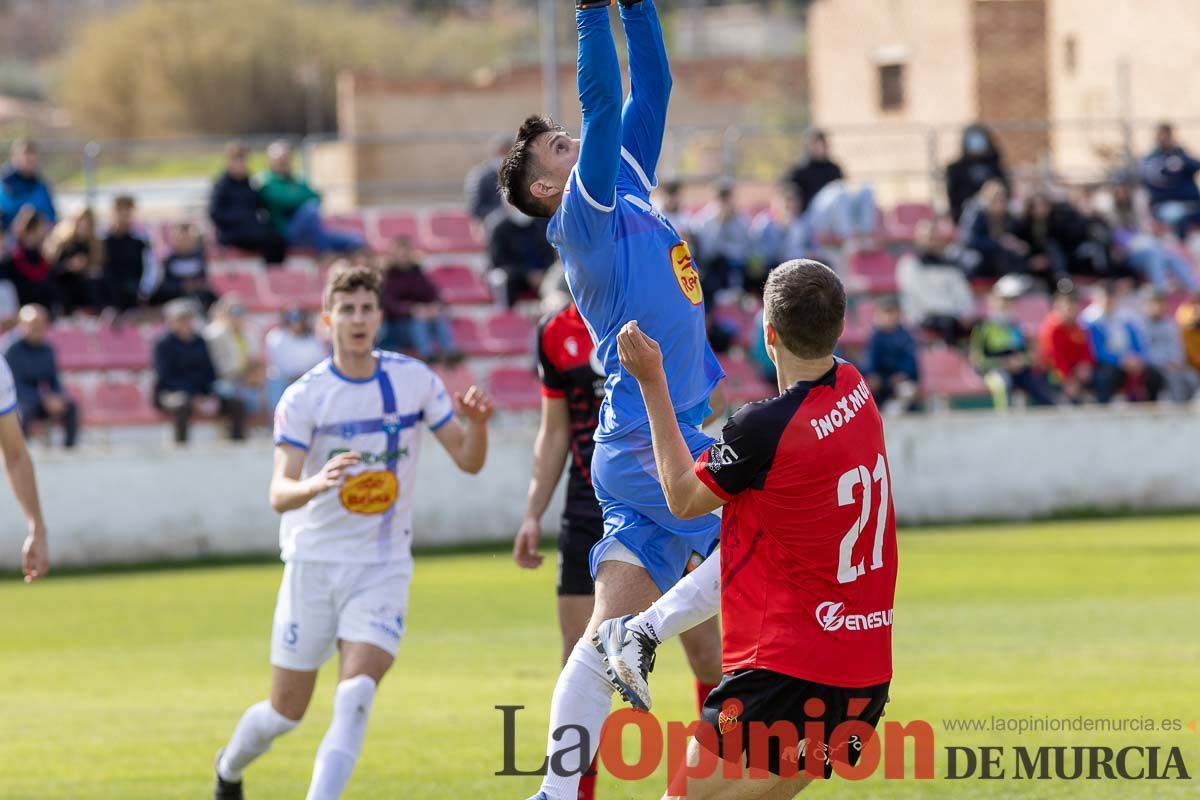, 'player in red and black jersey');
606,260,897,798
514,298,723,800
